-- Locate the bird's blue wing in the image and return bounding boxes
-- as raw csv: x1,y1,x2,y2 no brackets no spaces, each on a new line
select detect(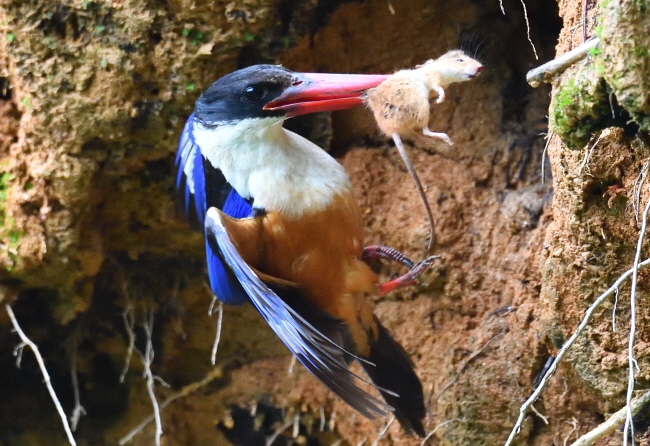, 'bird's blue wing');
176,114,252,304
176,114,206,226
204,208,392,418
